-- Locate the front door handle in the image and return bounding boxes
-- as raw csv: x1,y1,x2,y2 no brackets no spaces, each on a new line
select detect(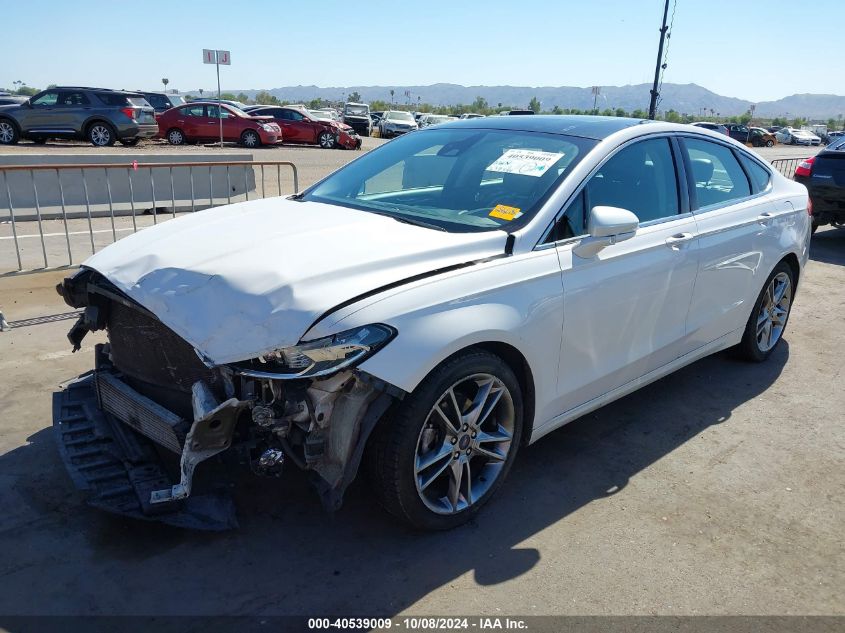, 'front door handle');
665,232,694,249
757,211,775,225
